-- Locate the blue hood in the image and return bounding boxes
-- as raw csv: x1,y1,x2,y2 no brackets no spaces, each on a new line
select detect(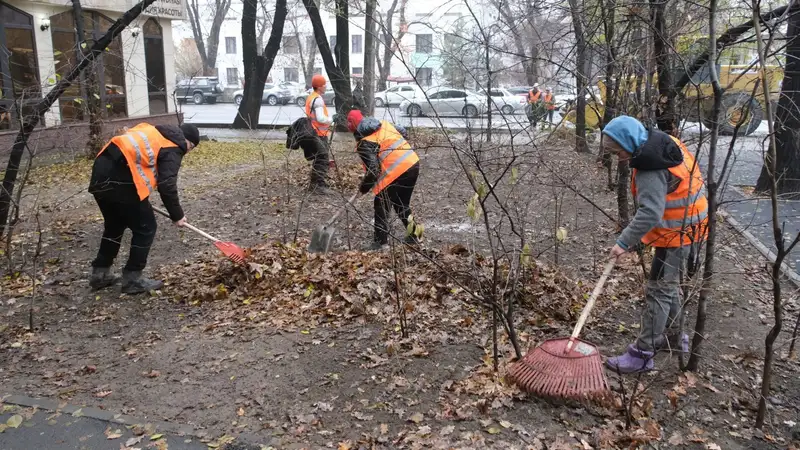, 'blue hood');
602,115,648,153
